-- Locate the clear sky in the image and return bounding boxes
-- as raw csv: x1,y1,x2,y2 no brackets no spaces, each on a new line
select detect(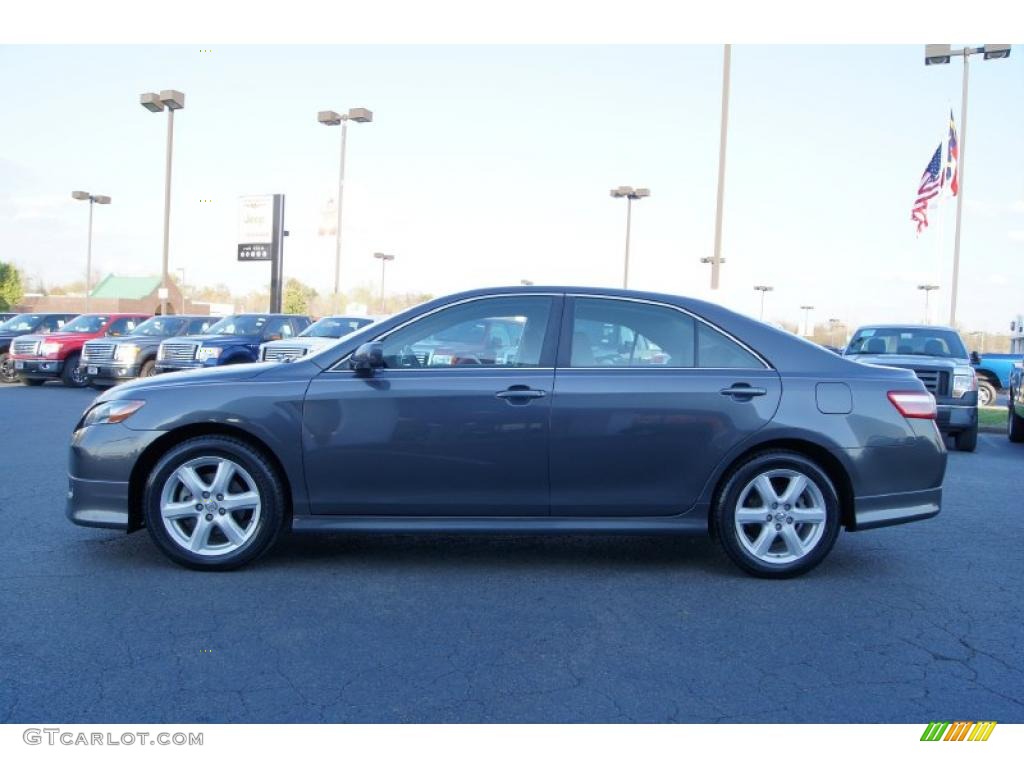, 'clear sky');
1,44,1021,331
